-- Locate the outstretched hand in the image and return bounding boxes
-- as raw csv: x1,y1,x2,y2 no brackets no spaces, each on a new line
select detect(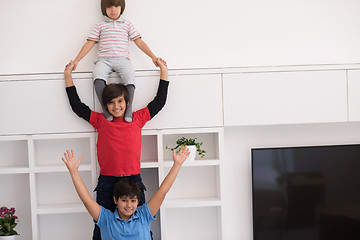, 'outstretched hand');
64,61,75,75
173,146,190,166
152,57,159,67
157,58,167,69
61,149,83,173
